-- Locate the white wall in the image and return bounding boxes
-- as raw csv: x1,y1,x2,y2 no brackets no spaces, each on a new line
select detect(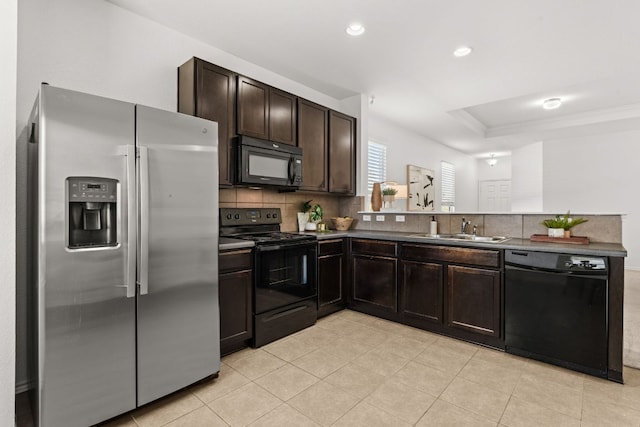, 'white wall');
543,130,640,269
1,0,17,423
15,0,354,390
511,142,543,212
16,0,345,125
477,156,512,182
369,114,478,212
